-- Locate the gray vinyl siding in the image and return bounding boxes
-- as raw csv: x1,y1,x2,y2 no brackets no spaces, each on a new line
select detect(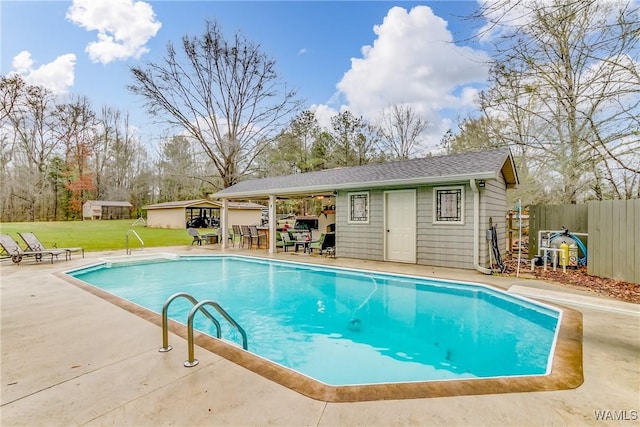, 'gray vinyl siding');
334,177,508,270
335,190,385,261
481,174,508,267
417,185,475,269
